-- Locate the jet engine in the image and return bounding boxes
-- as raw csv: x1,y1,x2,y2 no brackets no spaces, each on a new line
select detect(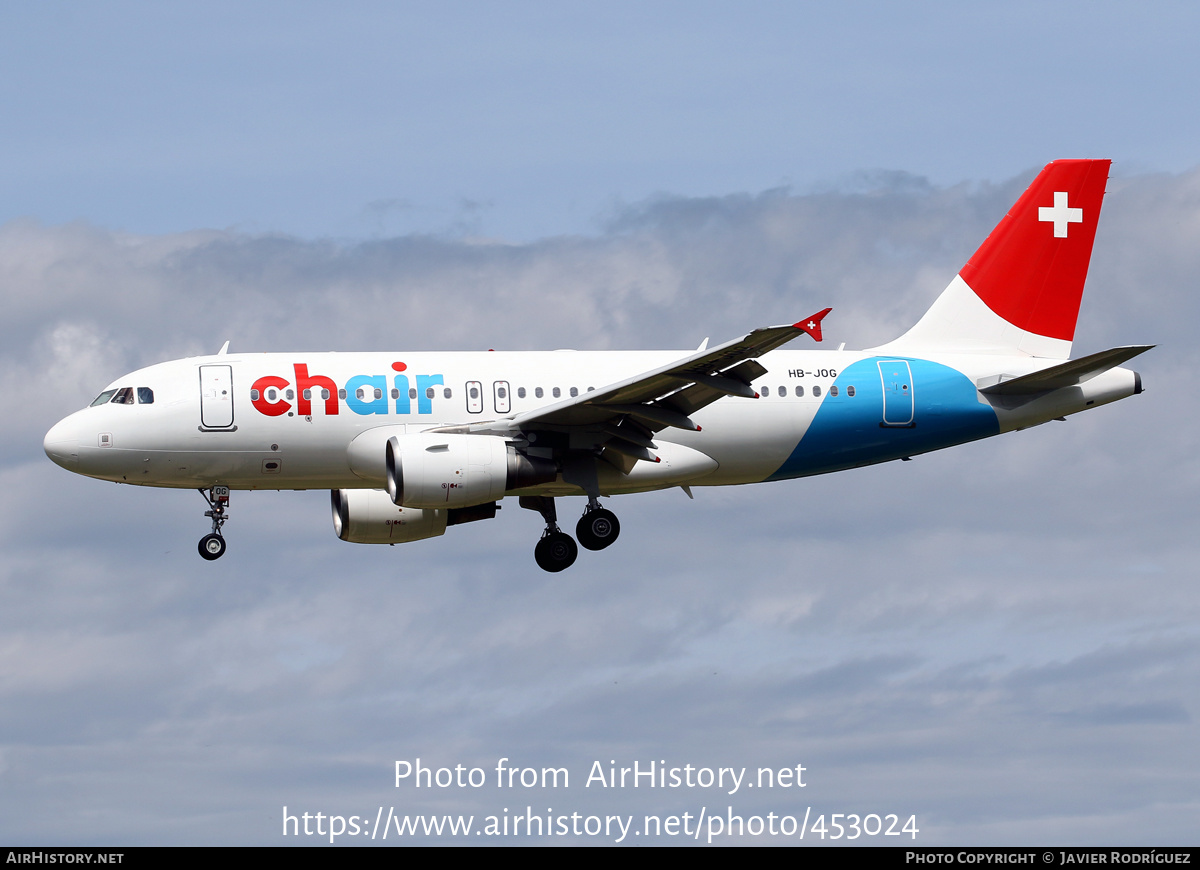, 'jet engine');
332,488,503,545
385,433,556,509
331,488,448,544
